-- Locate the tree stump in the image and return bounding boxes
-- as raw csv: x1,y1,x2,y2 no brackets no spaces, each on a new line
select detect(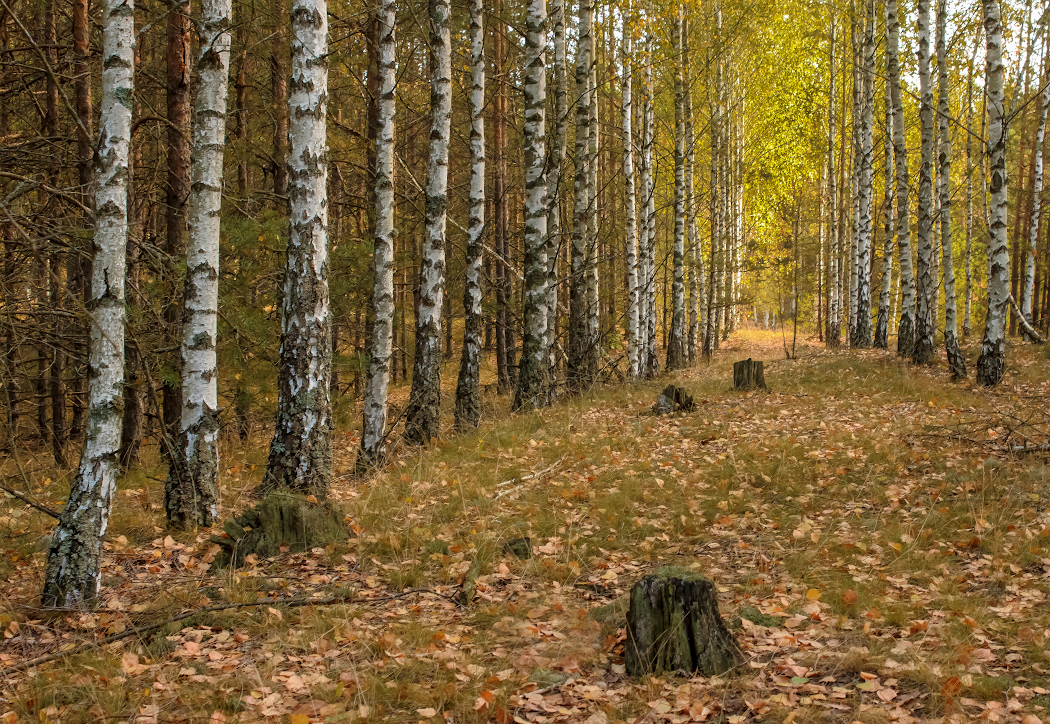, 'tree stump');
625,567,743,677
733,359,766,390
653,384,696,414
211,492,347,568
